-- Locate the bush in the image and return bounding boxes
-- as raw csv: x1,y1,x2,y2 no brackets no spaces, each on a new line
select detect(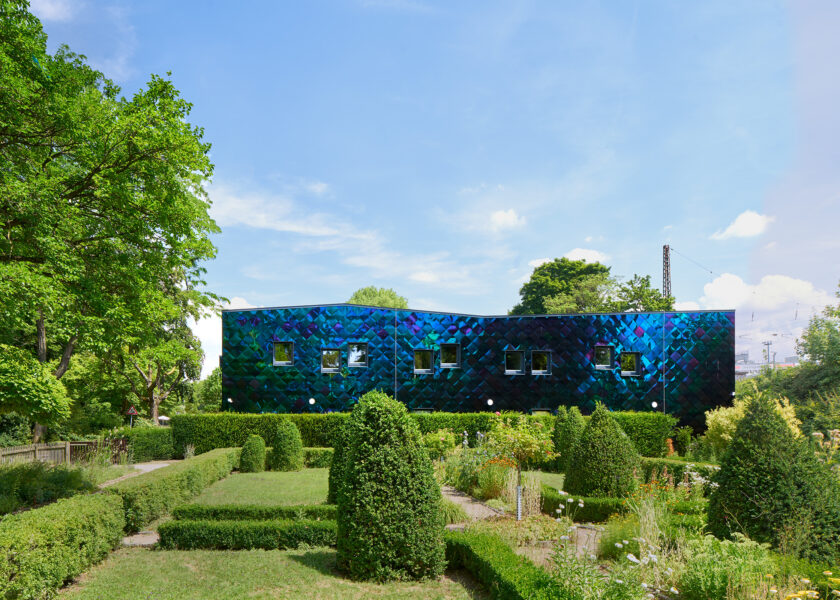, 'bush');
337,390,445,581
158,518,336,550
302,447,332,468
0,493,124,600
0,412,31,447
551,406,567,469
540,485,627,523
105,447,237,532
173,503,336,521
118,426,175,461
707,393,840,563
564,404,640,498
239,434,266,473
440,497,469,525
0,461,95,515
704,393,801,456
554,406,585,472
444,531,561,599
327,422,348,504
611,411,677,458
422,429,458,461
674,425,693,457
266,419,303,471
